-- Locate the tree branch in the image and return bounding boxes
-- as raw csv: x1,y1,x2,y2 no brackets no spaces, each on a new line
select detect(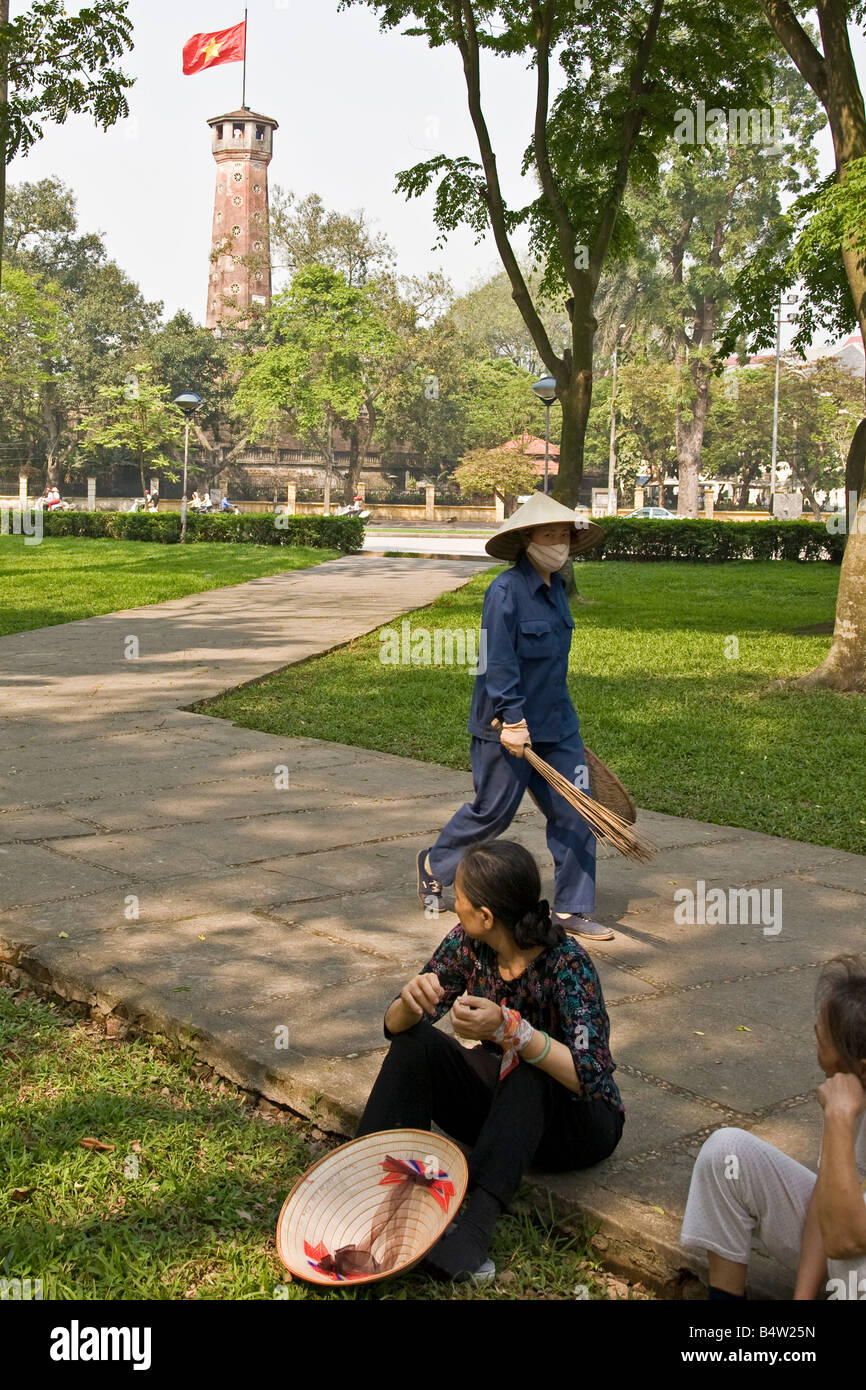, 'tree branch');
758,0,828,102
590,0,665,288
531,1,577,296
451,0,562,379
